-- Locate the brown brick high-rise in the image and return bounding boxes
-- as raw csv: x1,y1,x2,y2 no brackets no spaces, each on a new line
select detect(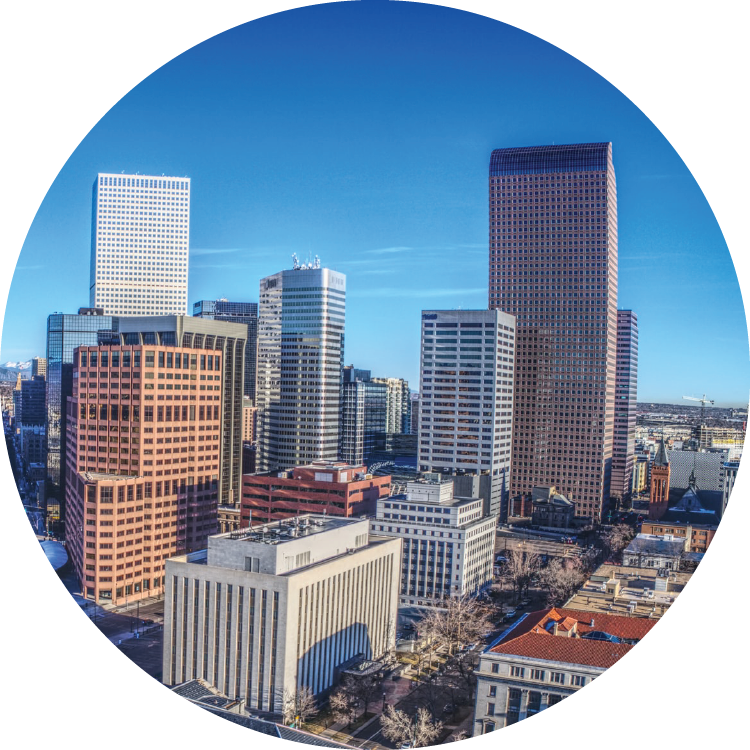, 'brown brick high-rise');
65,344,223,605
488,143,618,521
